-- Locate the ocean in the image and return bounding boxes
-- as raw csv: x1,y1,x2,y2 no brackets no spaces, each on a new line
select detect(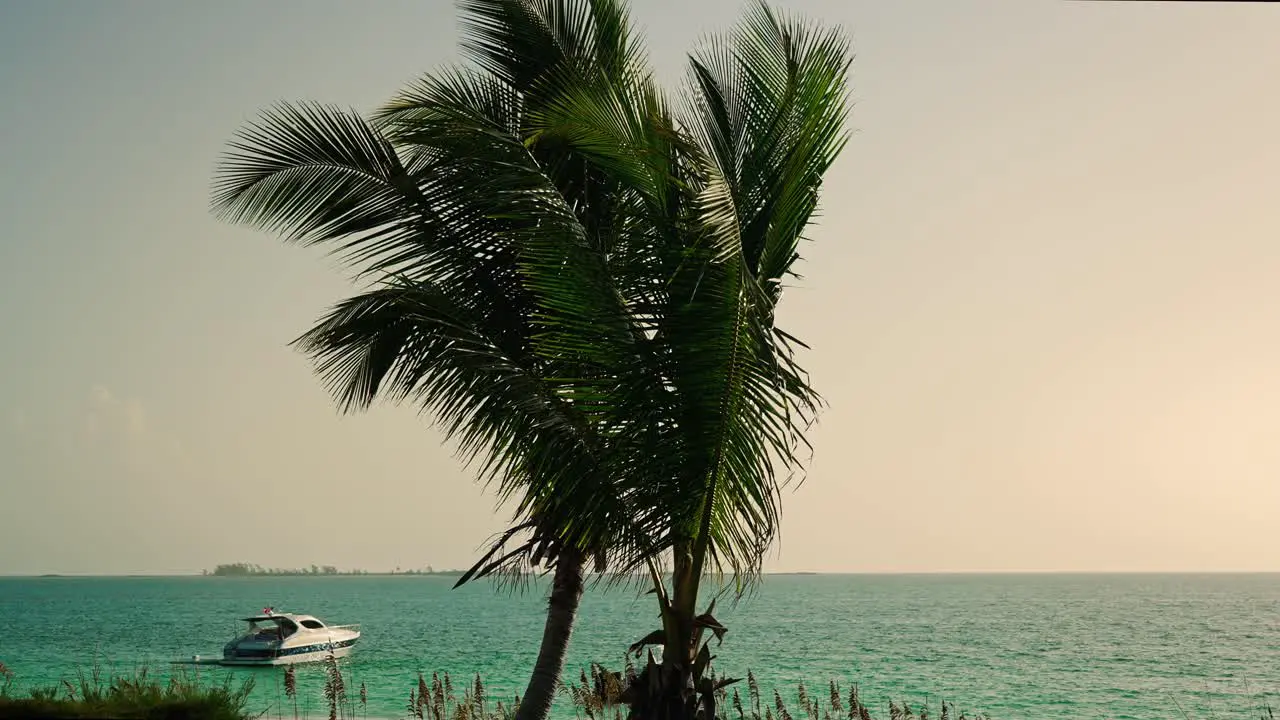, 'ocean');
1,574,1277,719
